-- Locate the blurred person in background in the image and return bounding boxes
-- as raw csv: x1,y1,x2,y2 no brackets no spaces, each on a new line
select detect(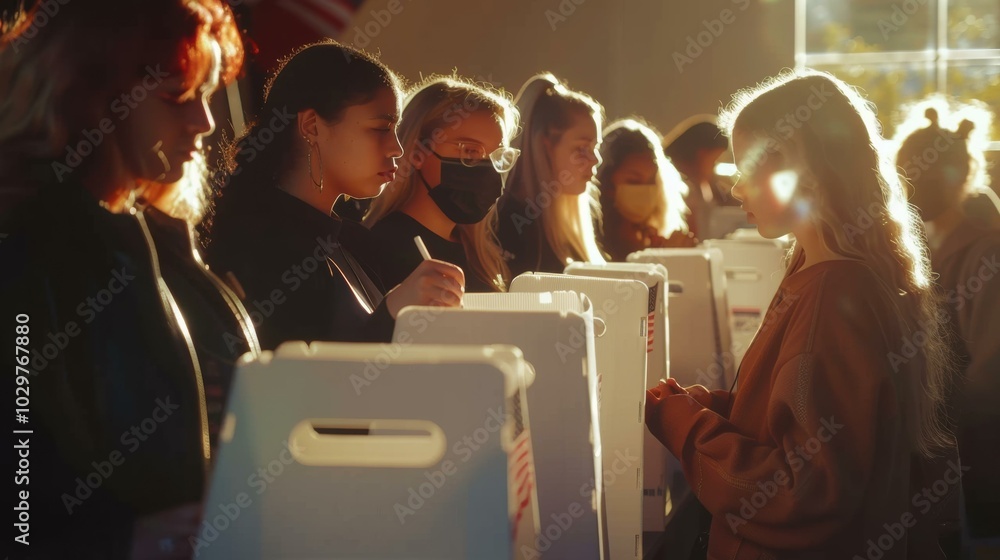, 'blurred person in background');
895,97,1000,545
596,118,696,261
